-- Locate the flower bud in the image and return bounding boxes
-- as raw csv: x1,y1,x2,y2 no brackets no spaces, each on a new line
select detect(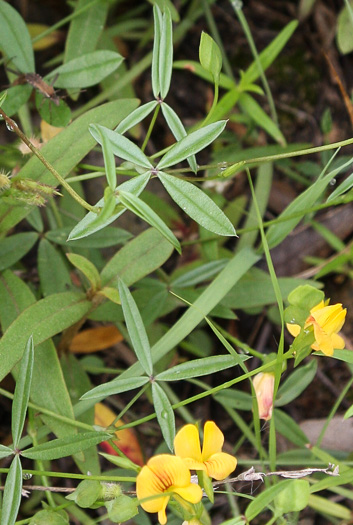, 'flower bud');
253,372,275,421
